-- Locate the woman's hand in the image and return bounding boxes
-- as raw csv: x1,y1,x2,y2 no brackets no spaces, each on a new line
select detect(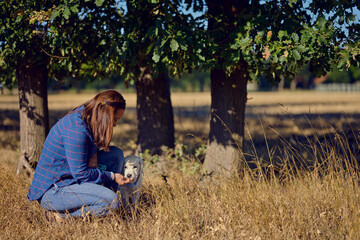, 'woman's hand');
114,173,133,185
